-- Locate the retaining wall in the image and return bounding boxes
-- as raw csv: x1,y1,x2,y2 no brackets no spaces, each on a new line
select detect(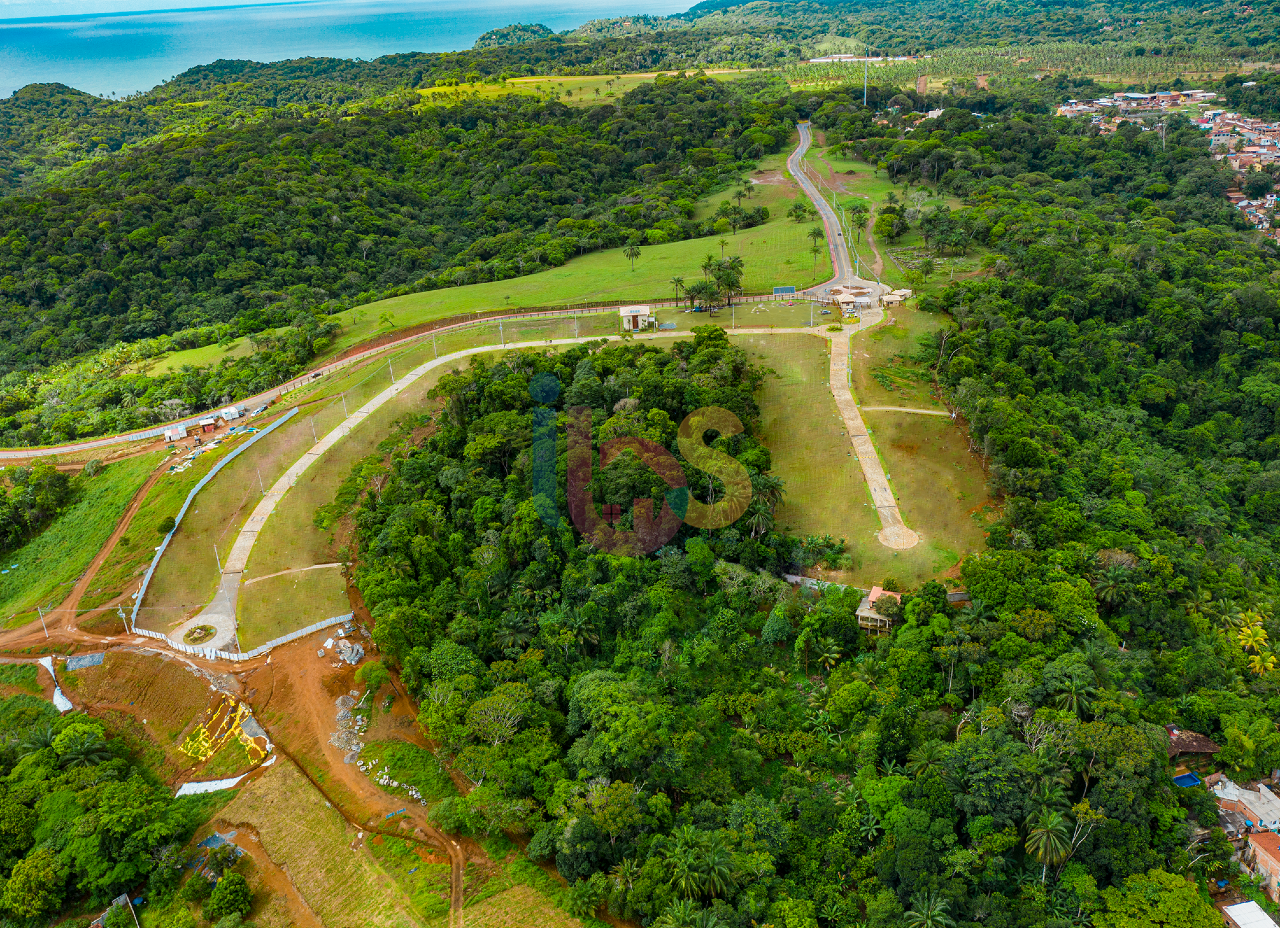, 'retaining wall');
134,612,353,661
